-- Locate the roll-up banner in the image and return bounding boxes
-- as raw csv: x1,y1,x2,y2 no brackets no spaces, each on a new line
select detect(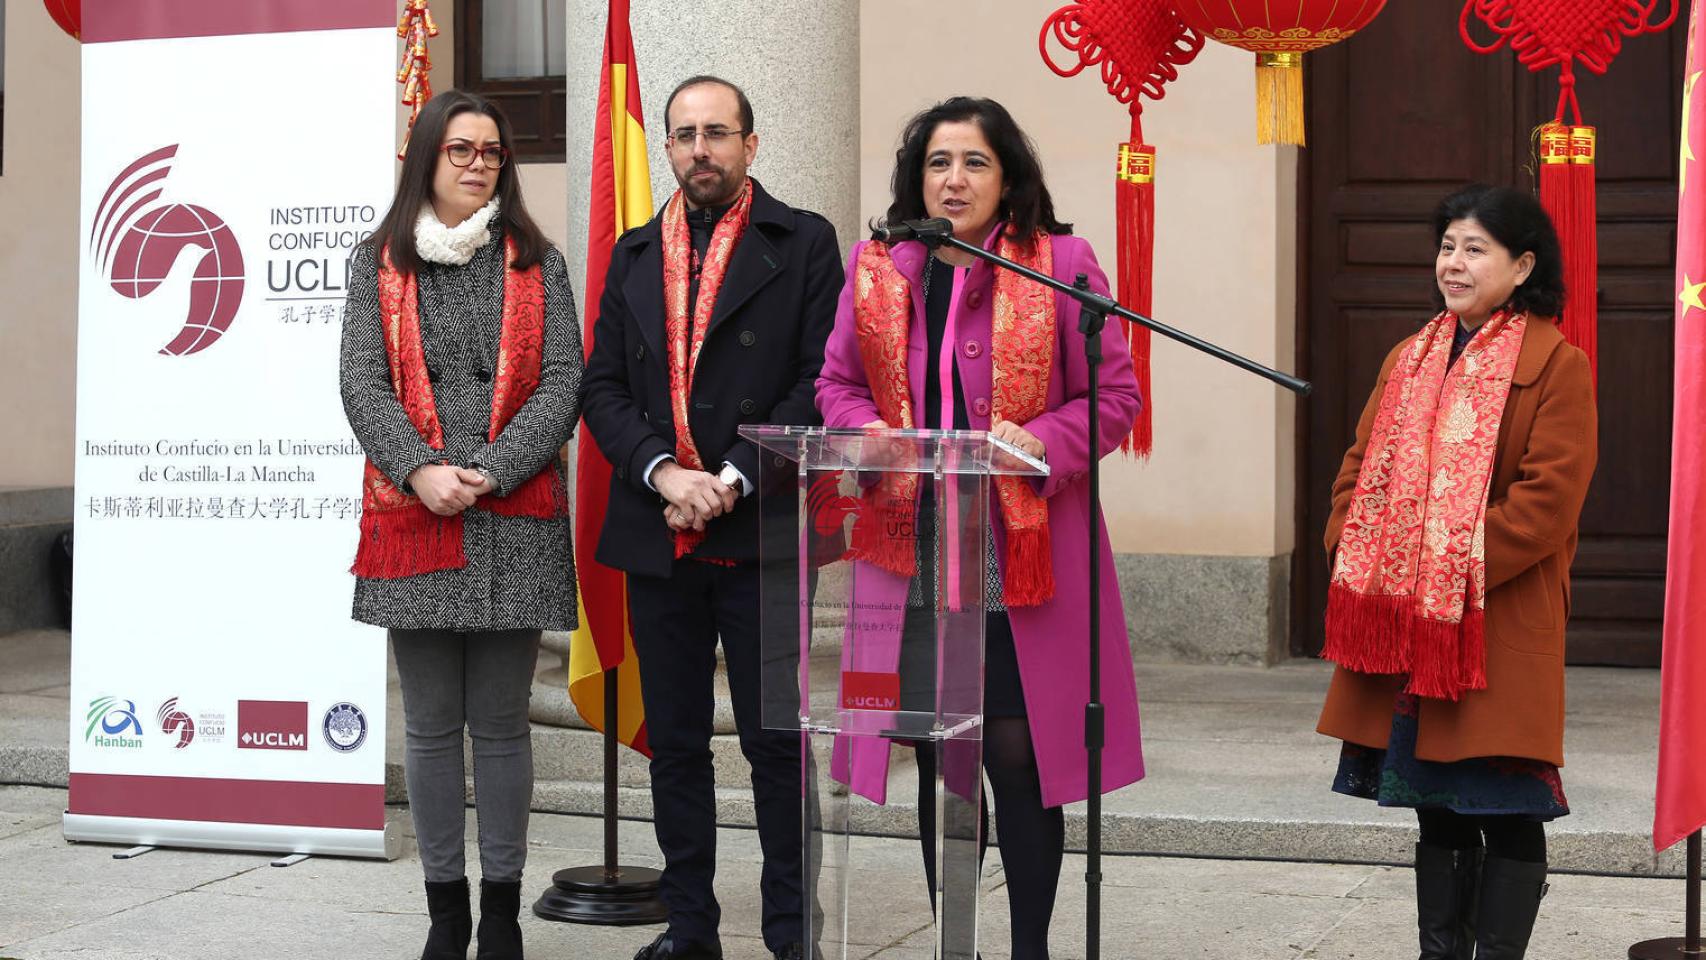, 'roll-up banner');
67,0,399,858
